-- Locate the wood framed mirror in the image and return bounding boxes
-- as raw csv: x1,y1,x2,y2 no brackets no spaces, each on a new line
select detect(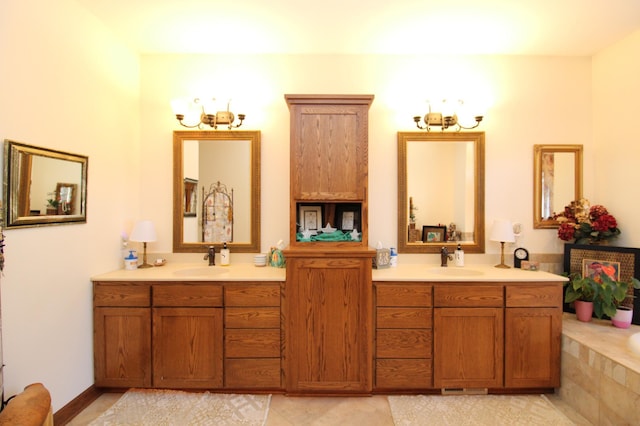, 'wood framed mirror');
398,131,485,253
3,140,88,228
173,130,260,253
533,144,583,229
